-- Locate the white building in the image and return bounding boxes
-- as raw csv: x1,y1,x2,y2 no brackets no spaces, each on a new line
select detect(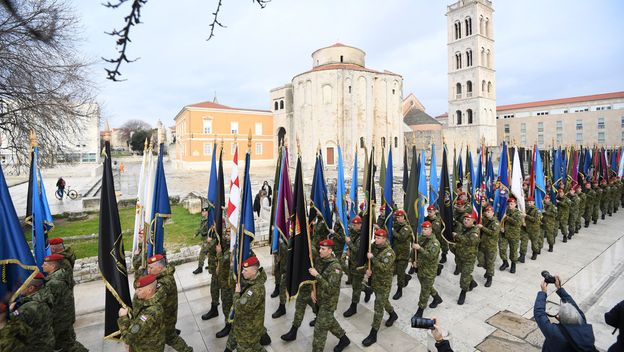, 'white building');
61,103,101,163
271,43,405,171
